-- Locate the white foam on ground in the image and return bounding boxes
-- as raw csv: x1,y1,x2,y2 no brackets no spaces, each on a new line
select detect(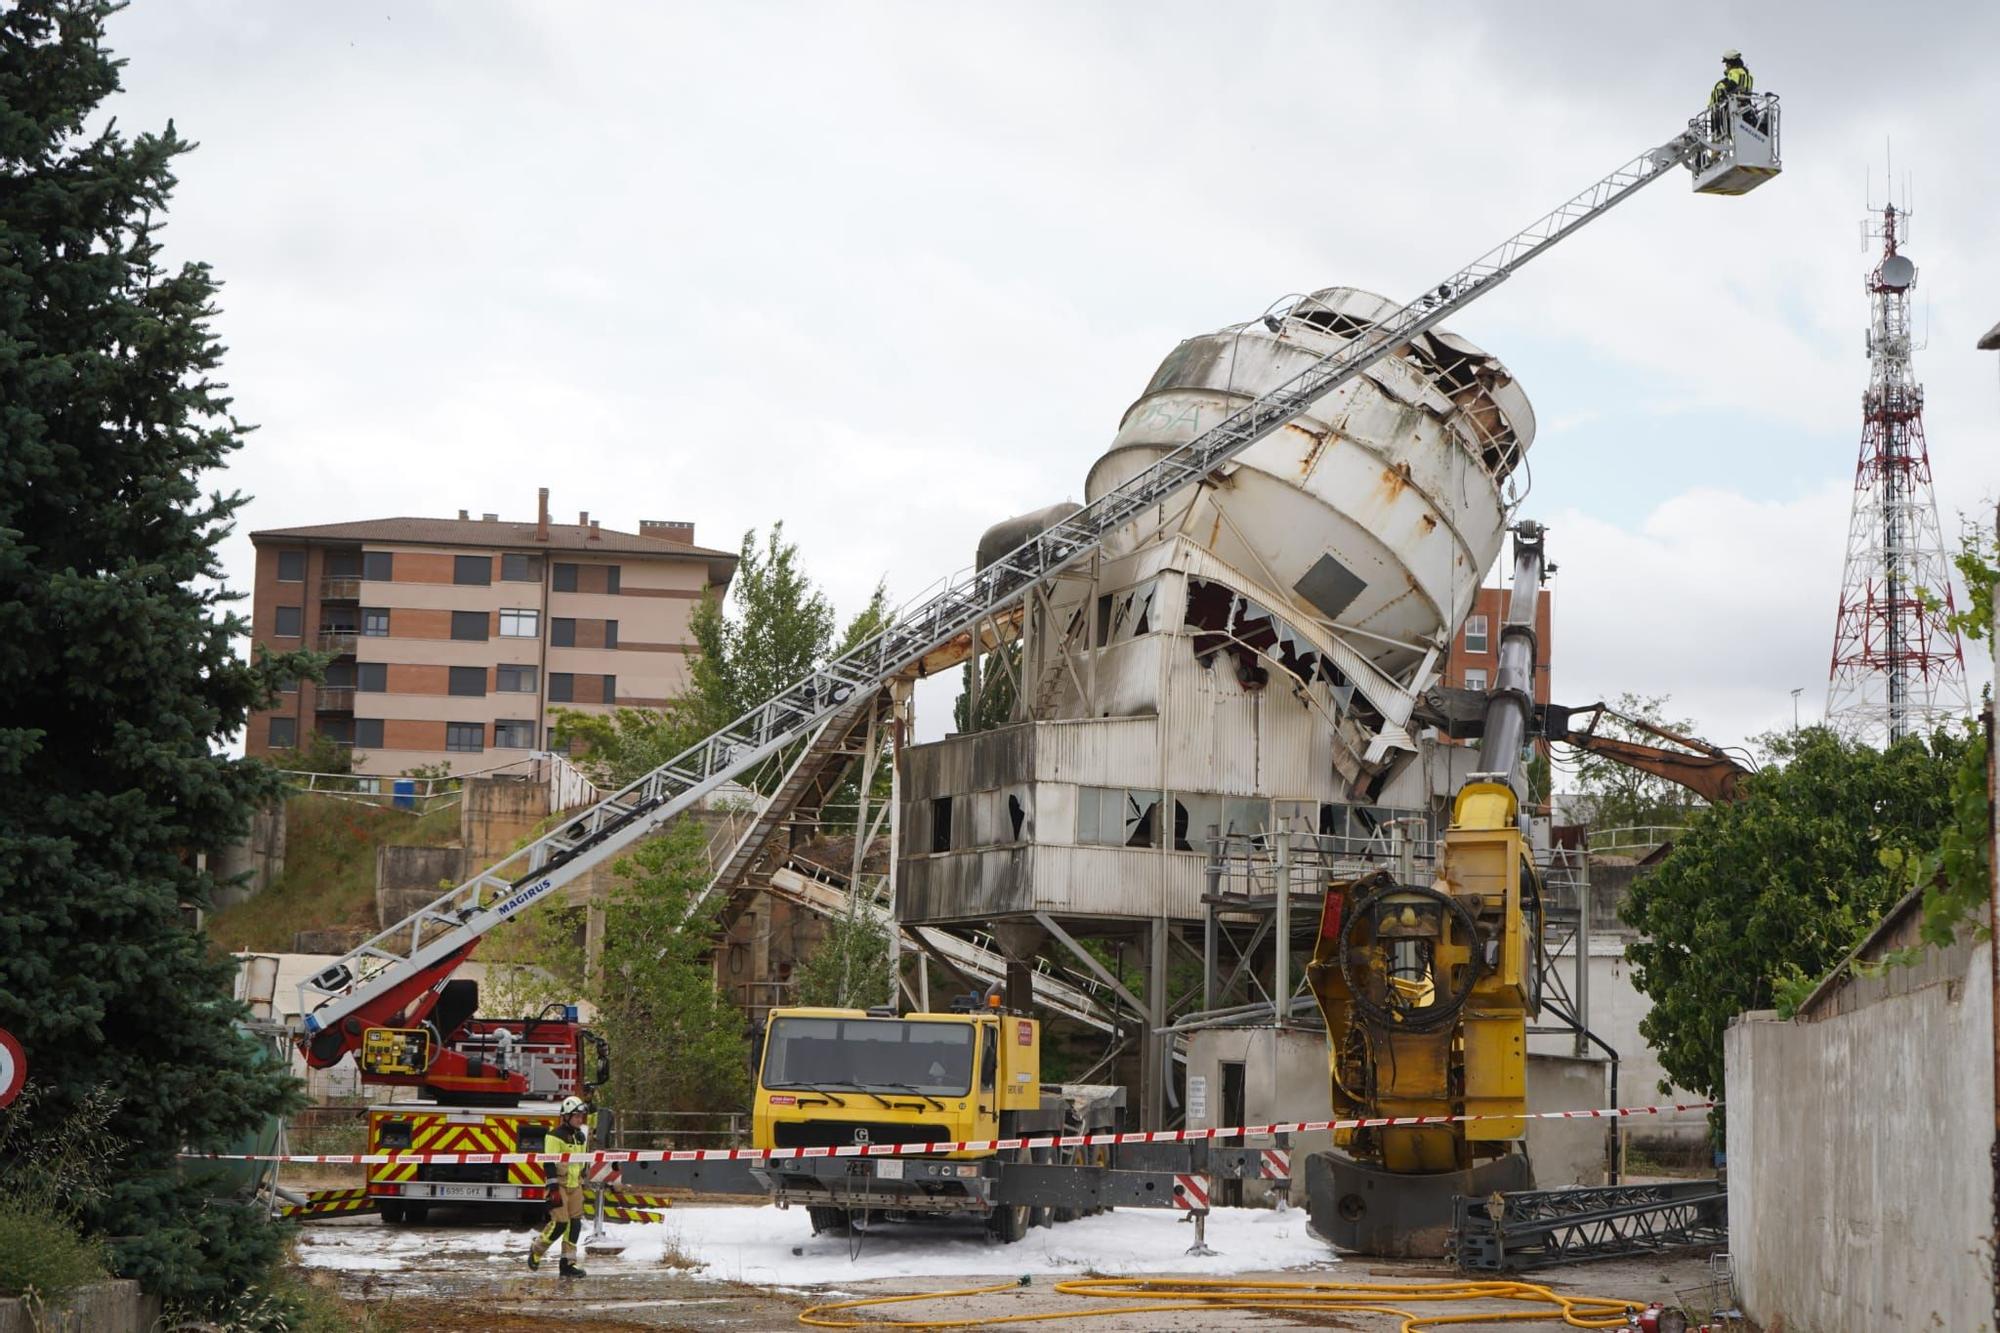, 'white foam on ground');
298,1204,1337,1284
